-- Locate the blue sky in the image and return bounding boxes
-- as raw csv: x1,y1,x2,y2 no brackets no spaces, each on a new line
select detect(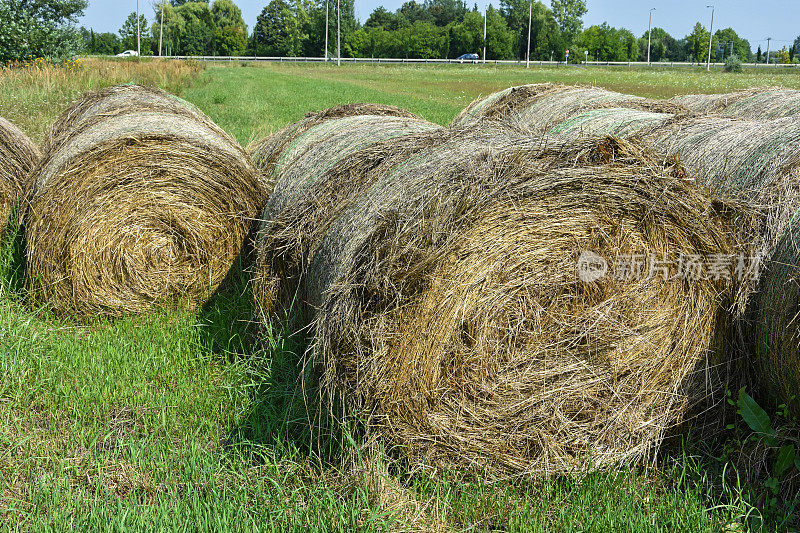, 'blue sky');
79,0,798,51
